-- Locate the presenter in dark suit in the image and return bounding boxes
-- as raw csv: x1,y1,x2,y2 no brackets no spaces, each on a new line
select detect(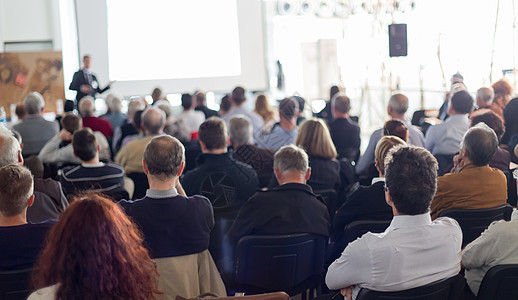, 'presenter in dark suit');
69,55,112,105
